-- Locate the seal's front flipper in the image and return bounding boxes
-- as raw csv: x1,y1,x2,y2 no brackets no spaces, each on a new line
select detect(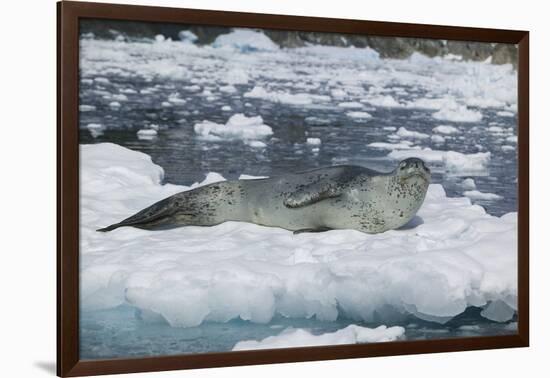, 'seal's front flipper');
284,182,342,208
293,227,332,235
